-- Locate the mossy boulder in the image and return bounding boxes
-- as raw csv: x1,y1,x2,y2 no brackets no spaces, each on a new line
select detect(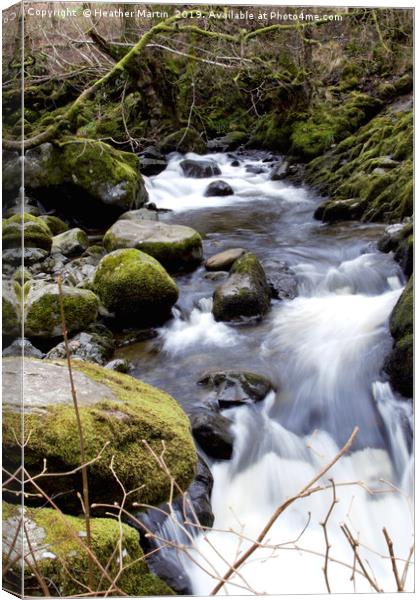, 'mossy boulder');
103,220,203,272
39,214,69,235
93,248,179,324
51,228,89,257
24,281,99,338
2,357,196,511
24,140,148,213
291,92,382,160
2,502,174,596
384,277,413,397
306,100,413,223
314,198,367,223
3,213,53,251
2,280,21,336
212,252,271,322
159,127,206,154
